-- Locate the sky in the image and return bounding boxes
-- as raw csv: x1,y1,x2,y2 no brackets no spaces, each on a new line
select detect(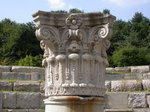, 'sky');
0,0,150,23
